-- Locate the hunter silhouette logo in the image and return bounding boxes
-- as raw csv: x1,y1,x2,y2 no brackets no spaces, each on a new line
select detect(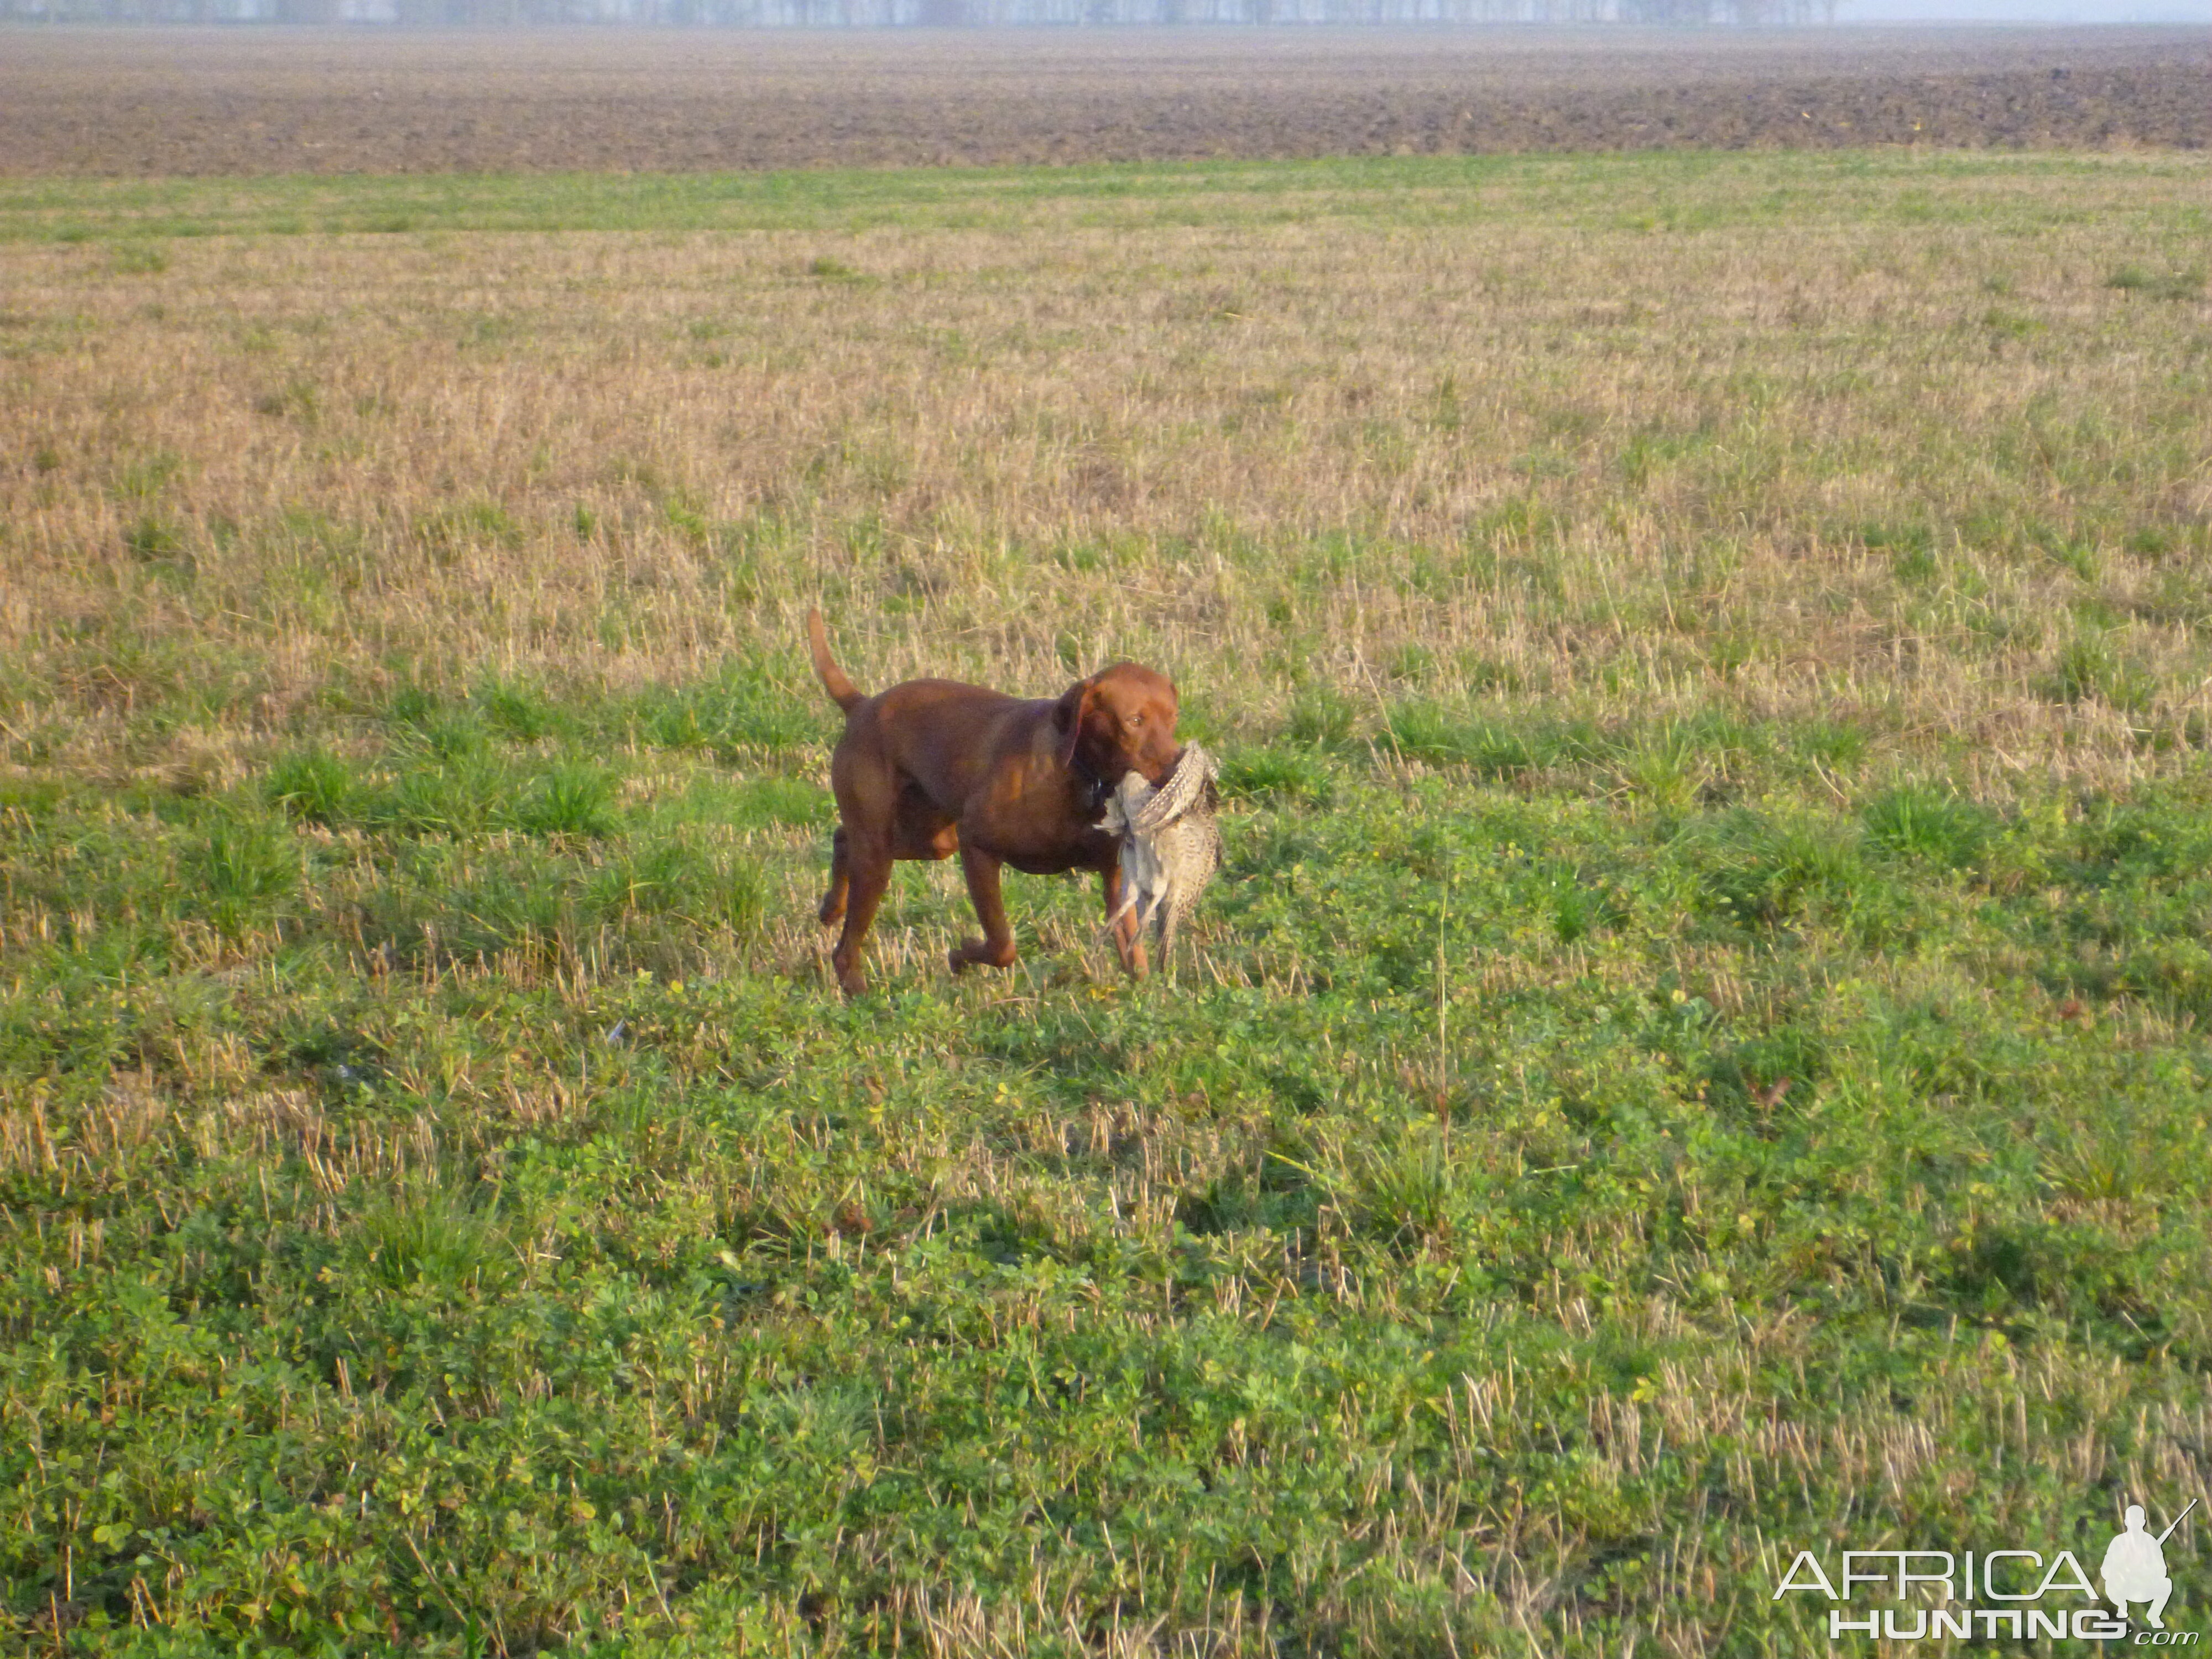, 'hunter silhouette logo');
2106,1501,2195,1631
1775,1498,2200,1643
